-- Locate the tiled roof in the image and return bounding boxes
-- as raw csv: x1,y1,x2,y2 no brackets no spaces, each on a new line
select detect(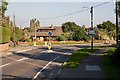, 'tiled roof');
31,26,63,37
